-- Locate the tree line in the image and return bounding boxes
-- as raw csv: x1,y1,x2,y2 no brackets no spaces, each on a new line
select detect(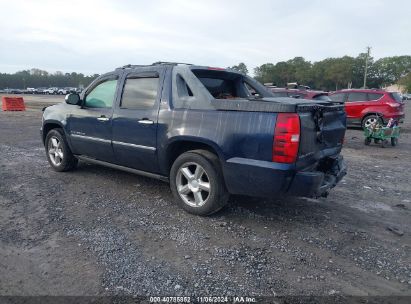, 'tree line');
2,54,411,92
0,68,100,89
229,53,411,92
